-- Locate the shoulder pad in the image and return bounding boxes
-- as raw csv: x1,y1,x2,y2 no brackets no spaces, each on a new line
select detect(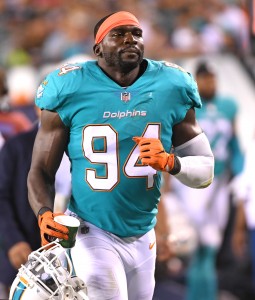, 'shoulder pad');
163,61,187,73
